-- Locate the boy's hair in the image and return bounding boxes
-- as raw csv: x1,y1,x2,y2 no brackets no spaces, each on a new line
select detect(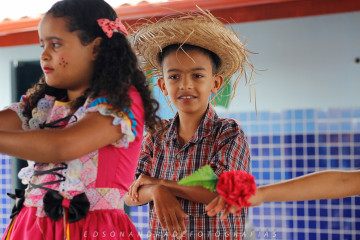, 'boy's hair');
24,0,161,134
159,44,221,75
